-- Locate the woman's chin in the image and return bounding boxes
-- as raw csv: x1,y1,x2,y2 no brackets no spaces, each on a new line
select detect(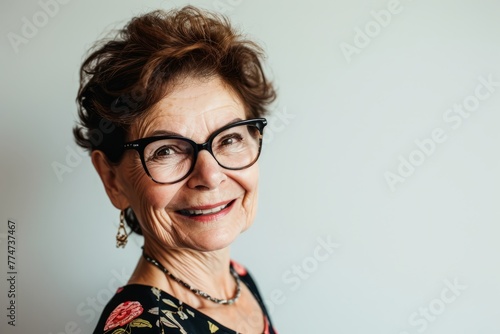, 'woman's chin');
184,230,241,252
